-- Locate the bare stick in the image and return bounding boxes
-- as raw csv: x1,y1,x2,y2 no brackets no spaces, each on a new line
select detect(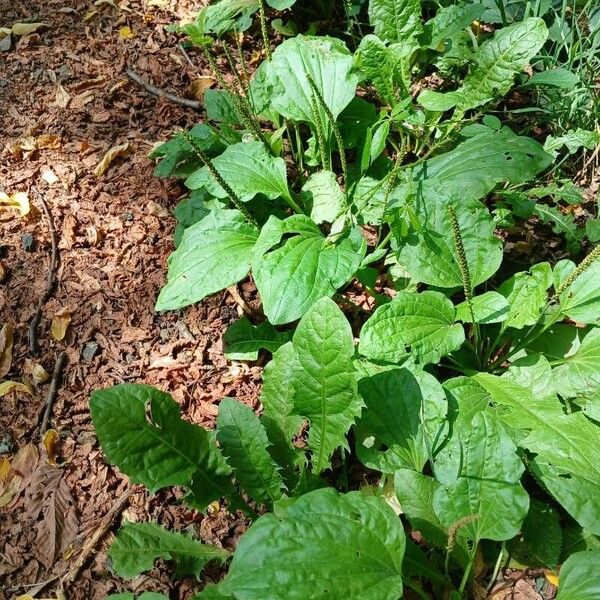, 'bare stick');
125,68,202,110
63,488,134,585
28,188,59,355
40,351,67,434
